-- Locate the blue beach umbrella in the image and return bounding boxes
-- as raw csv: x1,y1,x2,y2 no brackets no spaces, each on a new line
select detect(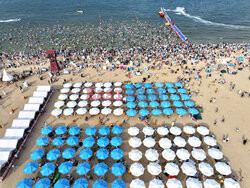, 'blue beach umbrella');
168,88,176,94
157,88,166,94
161,101,171,108
181,94,190,100
173,101,183,107
148,95,157,101
138,101,148,108
112,126,123,135
136,89,145,94
36,136,49,146
46,149,61,161
55,126,67,135
69,127,81,136
137,95,146,100
228,63,234,67
76,163,91,175
125,84,134,89
35,178,51,188
54,178,70,188
165,82,174,88
126,101,137,108
111,163,125,176
163,108,174,115
144,83,152,88
147,89,155,94
30,149,44,160
40,163,56,176
66,136,79,146
73,178,88,188
99,127,110,136
149,101,159,108
111,179,126,188
125,89,134,95
176,108,187,115
94,163,109,176
59,161,73,174
178,88,187,94
188,108,199,115
62,148,76,159
97,137,109,147
111,148,124,160
155,82,164,87
111,137,123,147
93,179,108,188
175,82,184,87
152,109,162,116
171,94,180,101
184,101,195,107
23,161,39,174
83,137,95,148
126,96,135,102
238,56,243,61
16,178,33,188
80,148,93,160
159,94,168,100
41,126,53,135
96,148,109,160
126,109,137,117
85,127,97,136
139,109,149,116
52,137,65,146
134,83,143,88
